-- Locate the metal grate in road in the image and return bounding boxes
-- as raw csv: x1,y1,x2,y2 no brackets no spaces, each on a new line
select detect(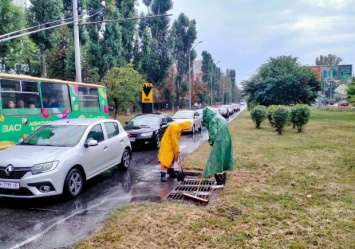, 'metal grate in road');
166,178,216,205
